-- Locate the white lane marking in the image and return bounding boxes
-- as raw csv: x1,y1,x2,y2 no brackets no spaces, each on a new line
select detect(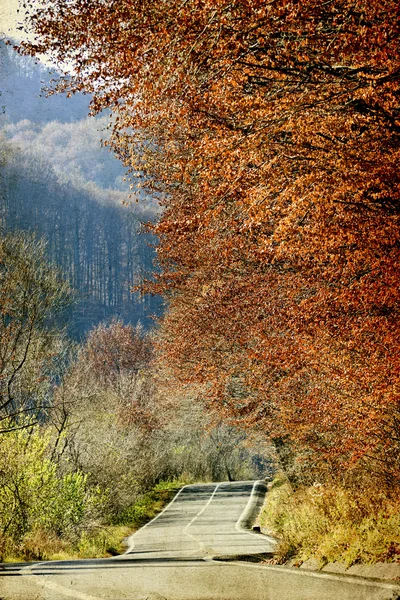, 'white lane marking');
235,480,259,532
216,560,400,592
183,482,223,550
21,564,104,600
235,480,277,546
125,484,189,553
